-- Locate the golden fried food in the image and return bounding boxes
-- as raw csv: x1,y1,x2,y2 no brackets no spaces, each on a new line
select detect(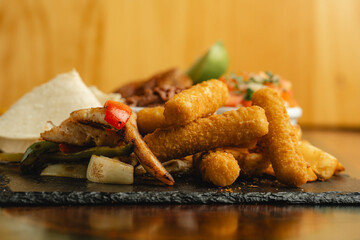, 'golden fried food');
264,164,275,176
124,113,174,185
238,153,269,177
305,167,318,182
252,88,308,187
221,147,270,177
335,162,345,175
225,146,317,181
163,79,228,126
263,162,317,182
299,140,343,180
194,150,240,187
144,106,269,162
137,106,170,135
292,124,302,142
